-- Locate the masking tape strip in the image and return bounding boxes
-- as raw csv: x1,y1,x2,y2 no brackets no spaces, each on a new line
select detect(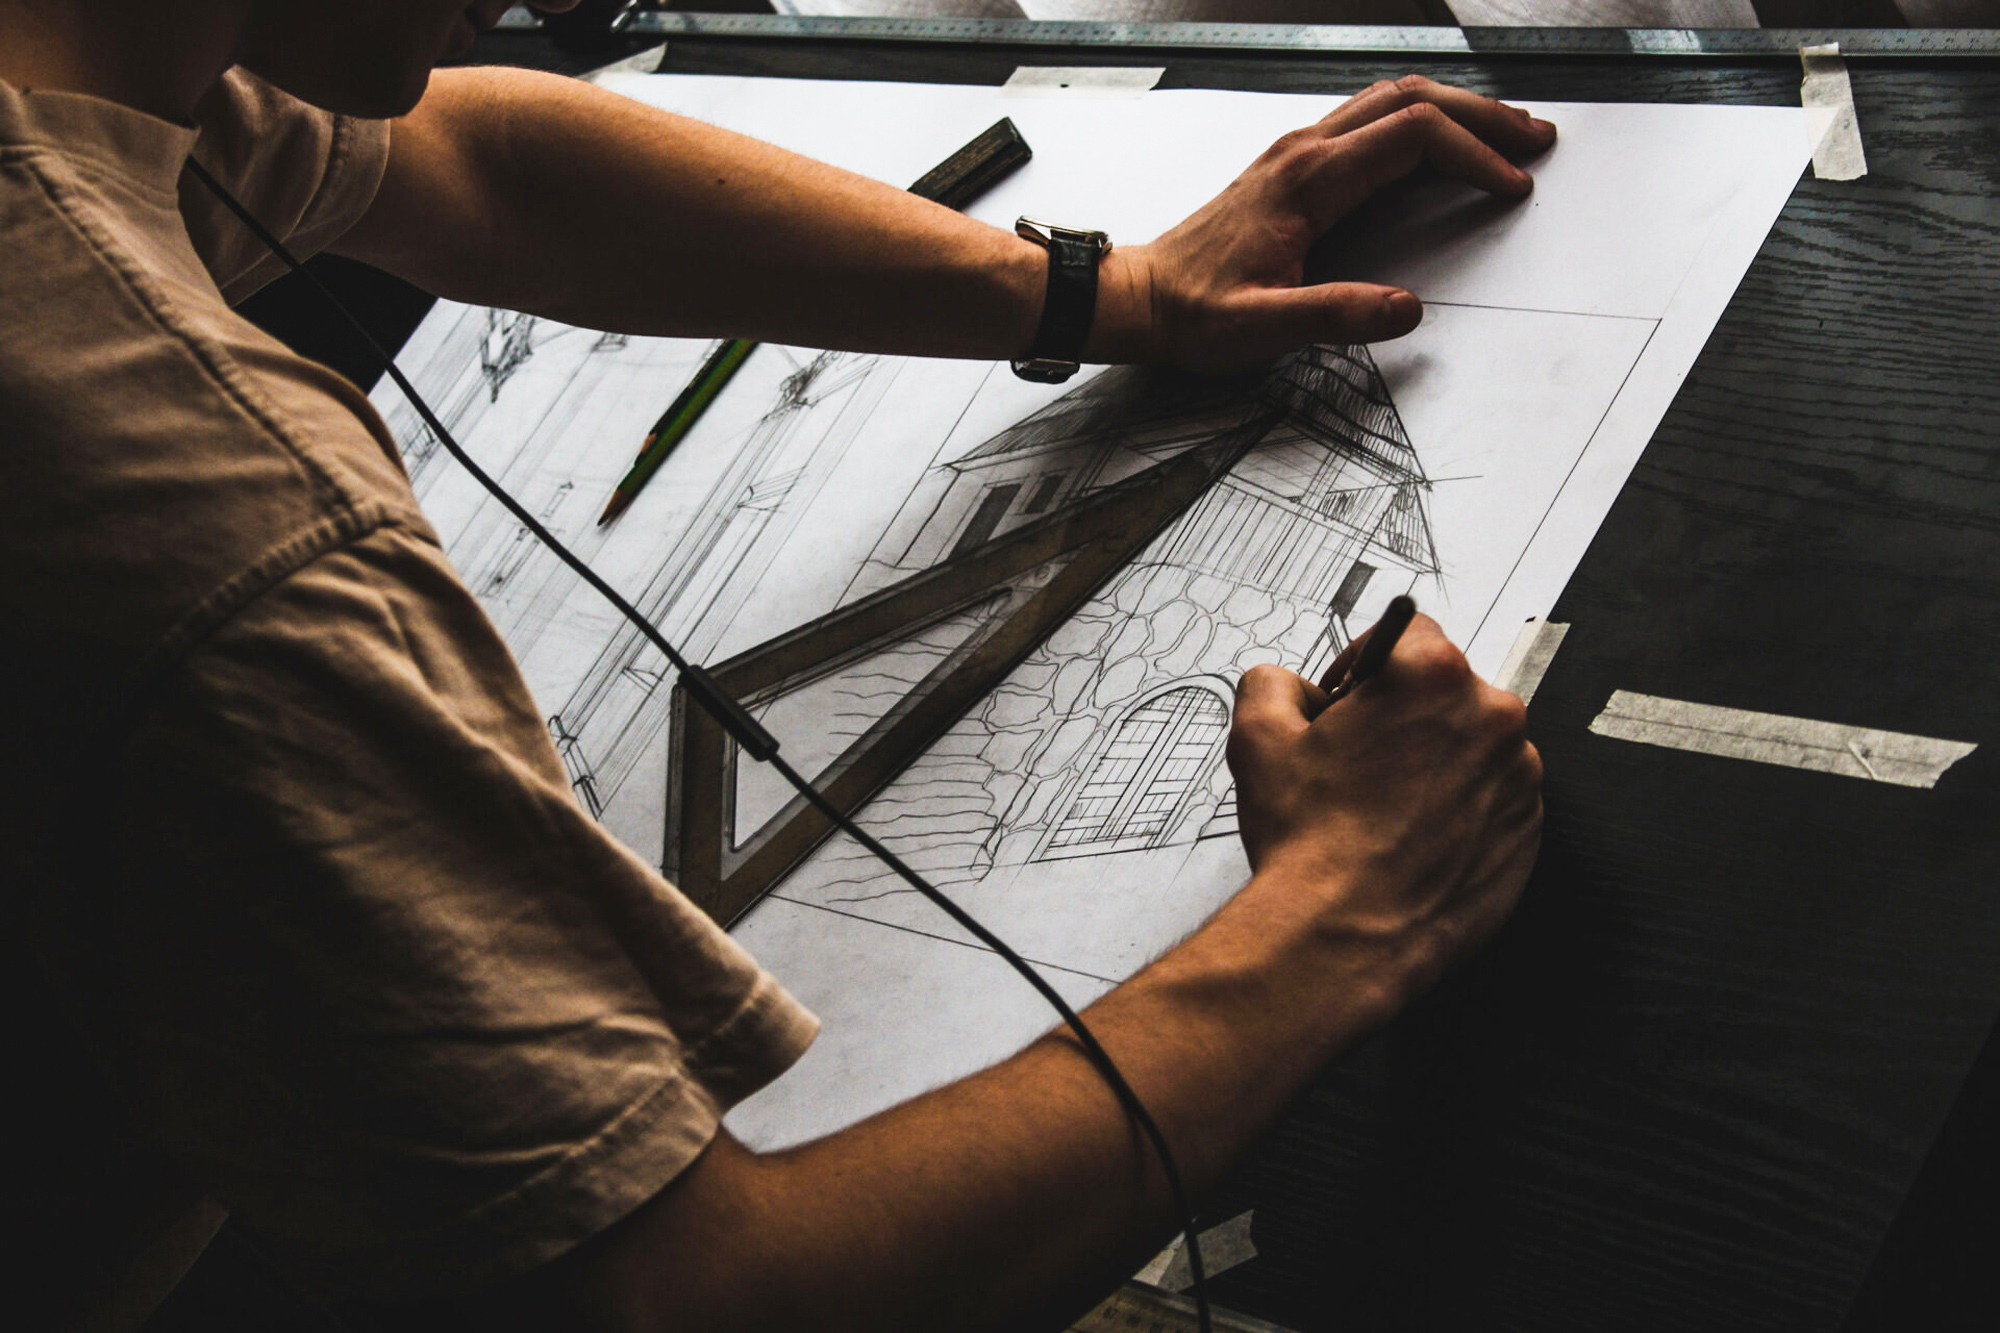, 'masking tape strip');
1003,66,1165,98
1136,1210,1257,1292
1494,618,1570,706
1801,43,1868,181
1589,691,1973,788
